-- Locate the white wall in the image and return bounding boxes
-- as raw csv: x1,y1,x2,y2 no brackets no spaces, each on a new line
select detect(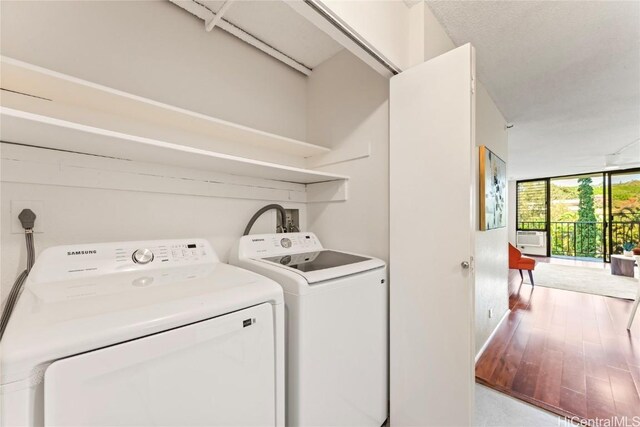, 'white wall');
474,82,509,355
1,144,307,294
320,1,457,71
508,180,517,245
423,4,456,61
294,1,457,75
0,0,307,140
0,0,309,299
319,0,414,71
306,50,390,262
